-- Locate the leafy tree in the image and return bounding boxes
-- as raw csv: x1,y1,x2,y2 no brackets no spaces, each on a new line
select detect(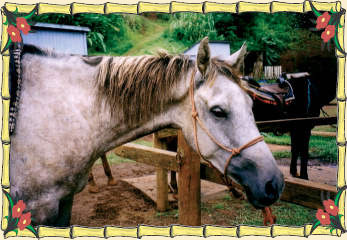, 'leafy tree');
213,13,301,65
